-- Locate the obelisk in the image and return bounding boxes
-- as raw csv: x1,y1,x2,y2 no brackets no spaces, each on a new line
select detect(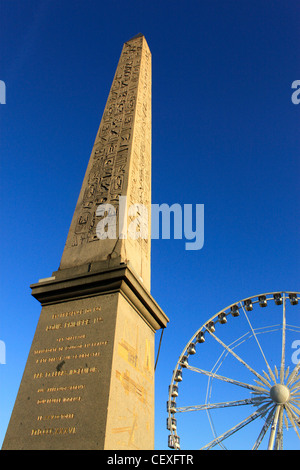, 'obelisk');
2,34,169,450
